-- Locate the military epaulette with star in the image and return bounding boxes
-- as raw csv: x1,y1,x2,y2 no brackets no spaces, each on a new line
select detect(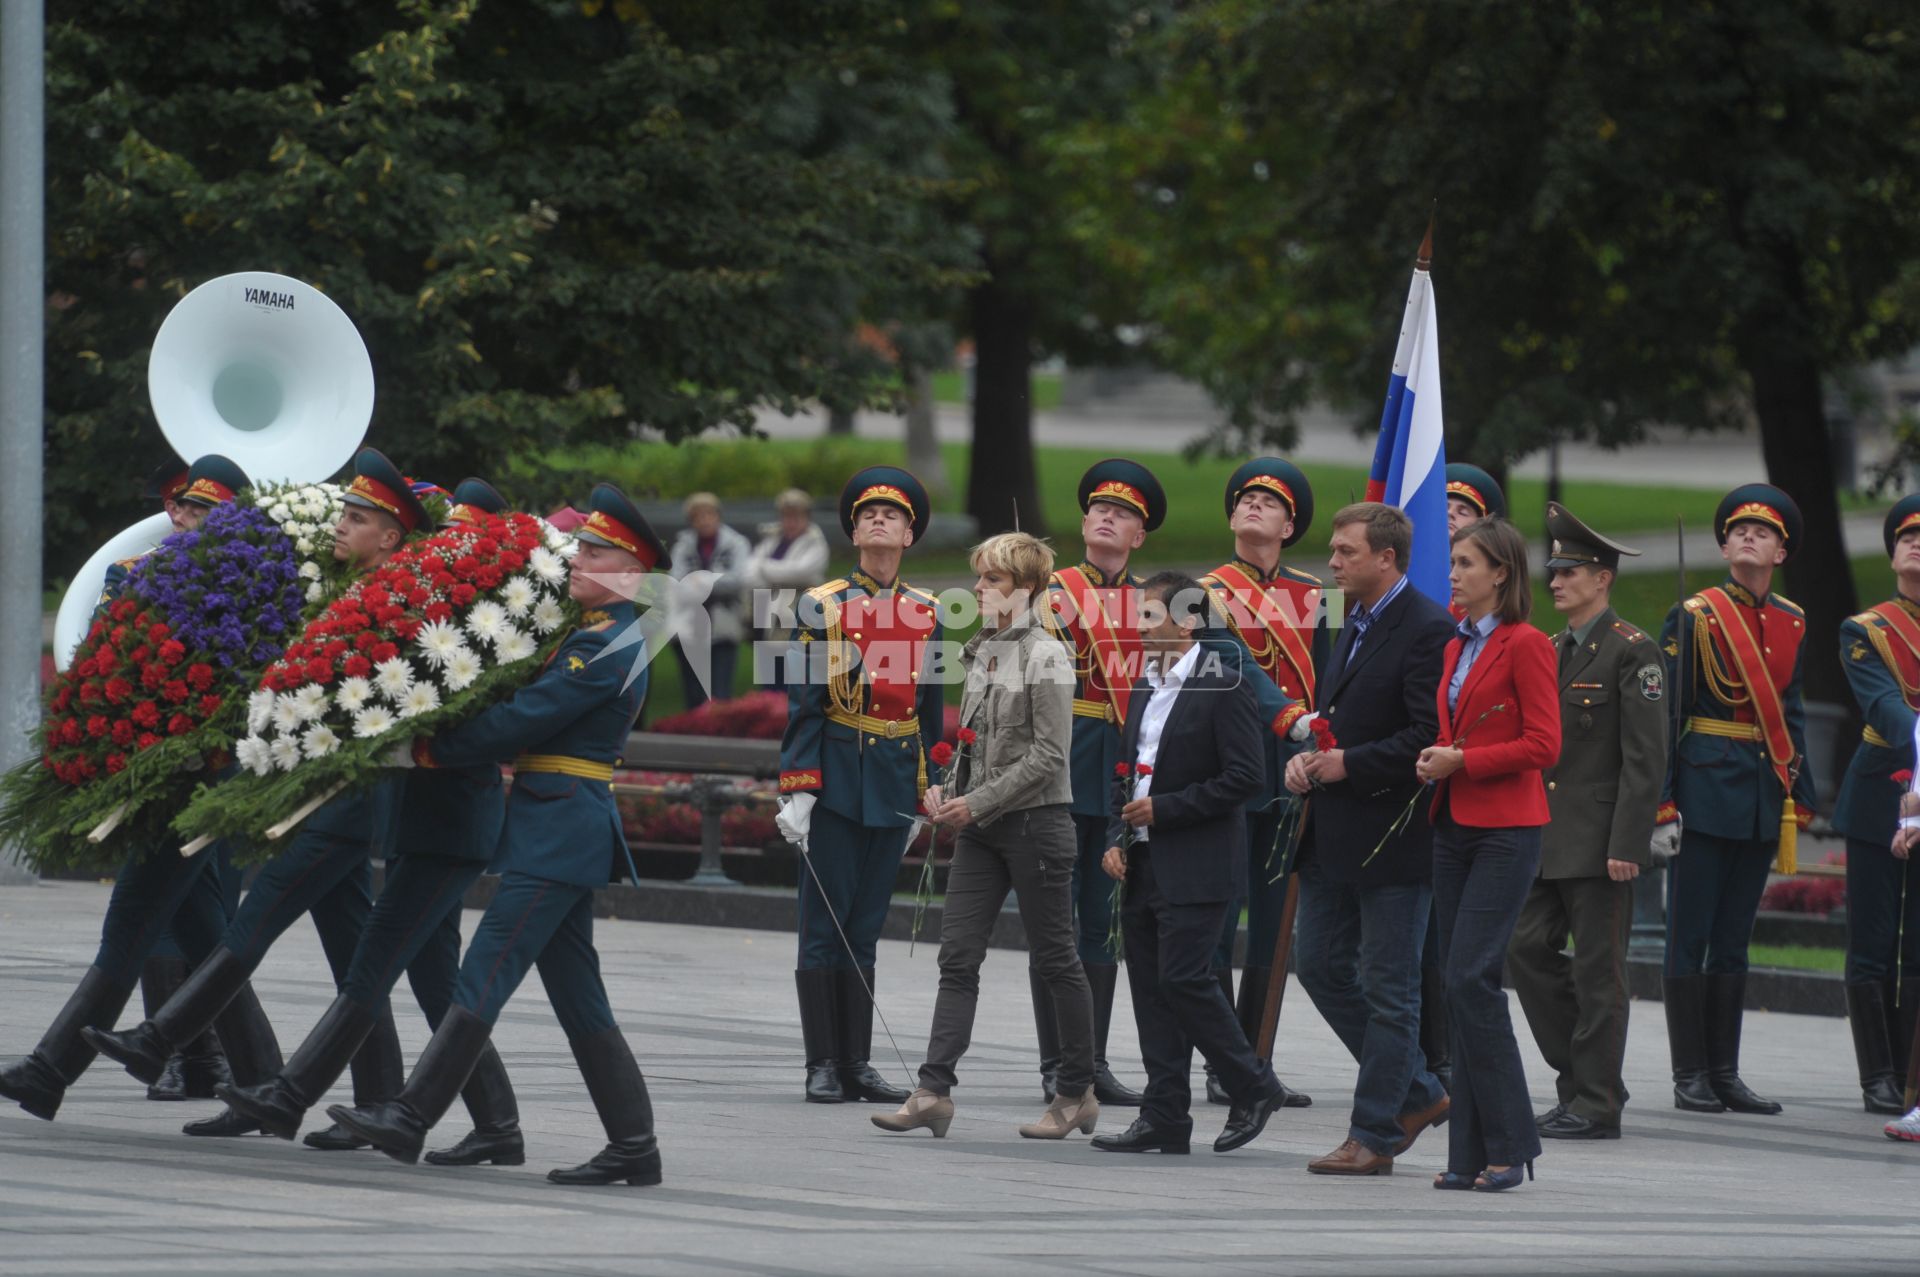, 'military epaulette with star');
580,609,616,632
